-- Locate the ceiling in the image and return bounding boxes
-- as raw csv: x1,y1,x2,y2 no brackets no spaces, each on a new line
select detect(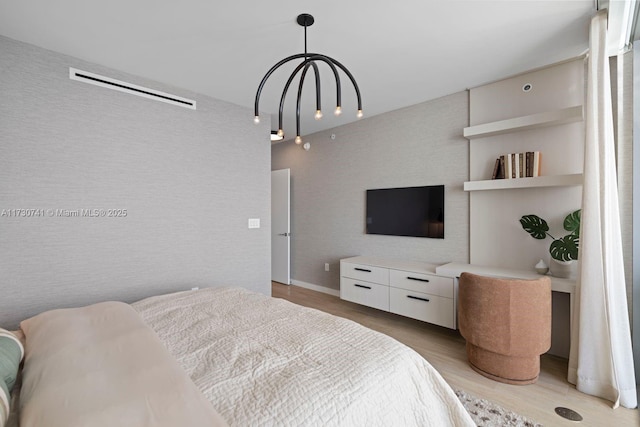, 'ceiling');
0,1,595,141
